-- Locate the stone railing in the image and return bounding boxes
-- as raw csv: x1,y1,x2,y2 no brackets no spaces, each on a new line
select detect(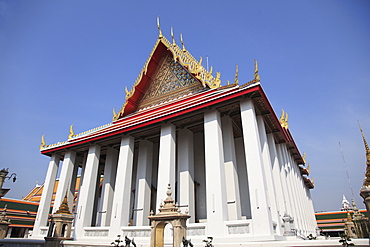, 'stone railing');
83,227,109,237
225,220,251,235
186,223,206,236
121,226,151,238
